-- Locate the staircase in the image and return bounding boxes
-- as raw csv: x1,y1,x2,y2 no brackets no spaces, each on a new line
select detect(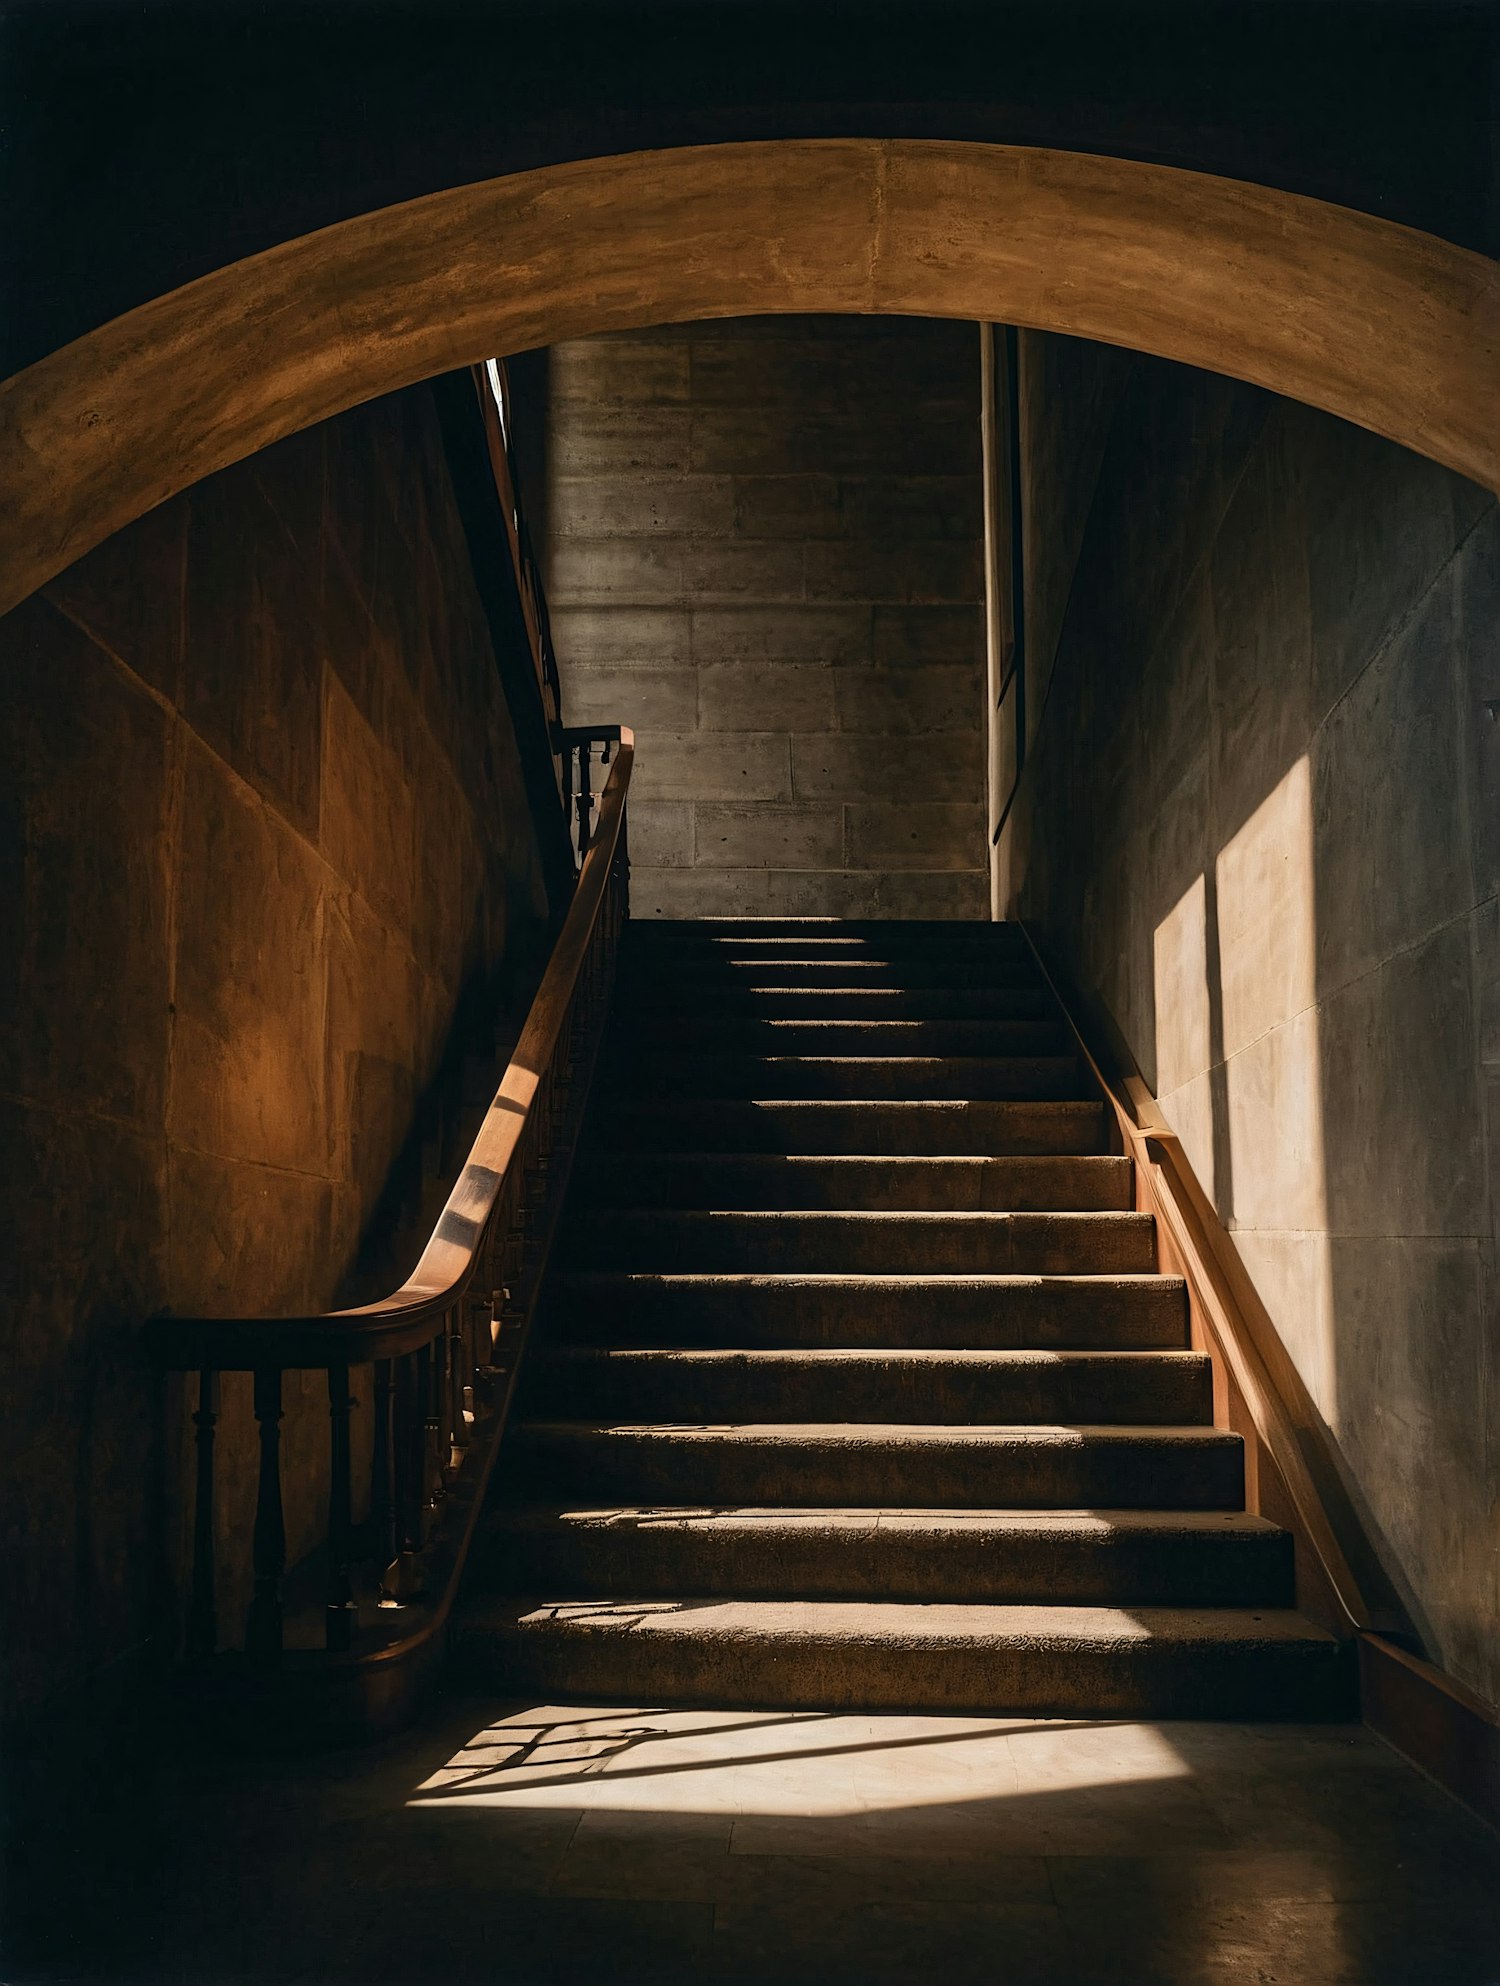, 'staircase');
455,919,1351,1719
